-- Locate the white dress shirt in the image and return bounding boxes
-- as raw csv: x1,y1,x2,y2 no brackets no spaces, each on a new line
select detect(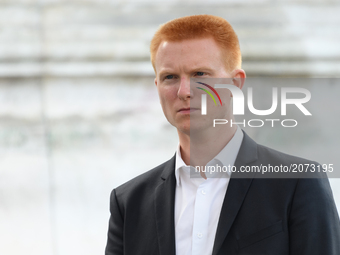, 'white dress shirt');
174,126,244,255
